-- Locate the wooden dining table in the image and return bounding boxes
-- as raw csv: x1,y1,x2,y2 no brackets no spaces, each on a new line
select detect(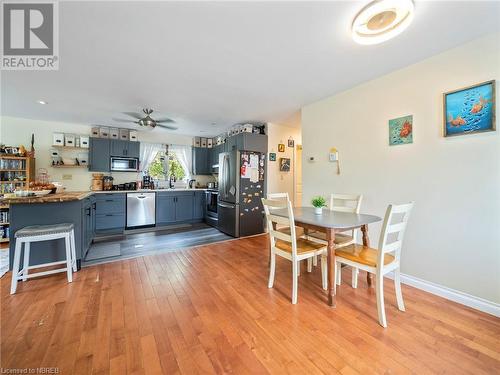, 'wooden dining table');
272,207,381,307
